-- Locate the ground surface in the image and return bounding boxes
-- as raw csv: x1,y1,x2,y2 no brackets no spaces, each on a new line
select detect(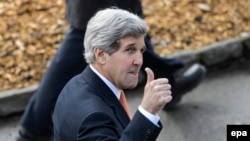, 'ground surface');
0,0,250,91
